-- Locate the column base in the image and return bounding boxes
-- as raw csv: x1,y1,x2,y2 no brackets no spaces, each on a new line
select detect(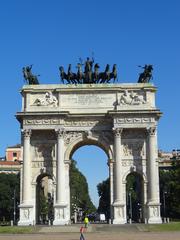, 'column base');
18,204,35,226
53,203,70,225
113,201,126,224
147,202,162,224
